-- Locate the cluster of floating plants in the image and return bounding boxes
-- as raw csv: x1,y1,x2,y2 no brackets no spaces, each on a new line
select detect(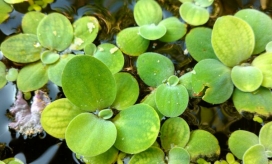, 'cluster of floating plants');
0,0,272,163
